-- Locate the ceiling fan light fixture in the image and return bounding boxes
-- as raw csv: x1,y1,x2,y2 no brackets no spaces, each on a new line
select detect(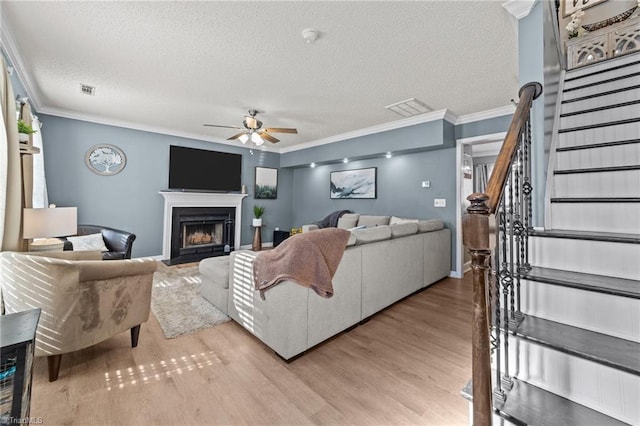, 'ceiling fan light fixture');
251,132,264,146
238,134,249,144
